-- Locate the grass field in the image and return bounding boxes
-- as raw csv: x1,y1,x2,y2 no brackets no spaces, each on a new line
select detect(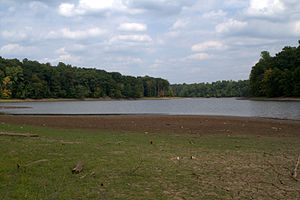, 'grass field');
0,122,300,199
